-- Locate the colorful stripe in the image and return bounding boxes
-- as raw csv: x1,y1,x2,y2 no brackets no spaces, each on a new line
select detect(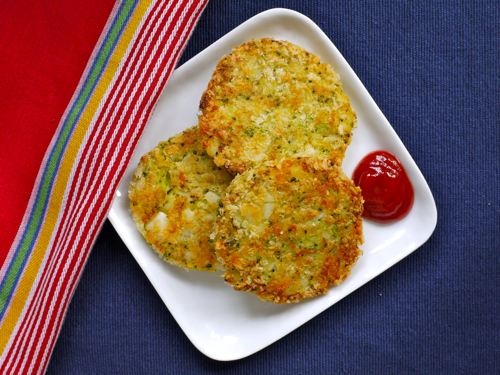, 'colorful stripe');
0,0,208,373
0,0,138,323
